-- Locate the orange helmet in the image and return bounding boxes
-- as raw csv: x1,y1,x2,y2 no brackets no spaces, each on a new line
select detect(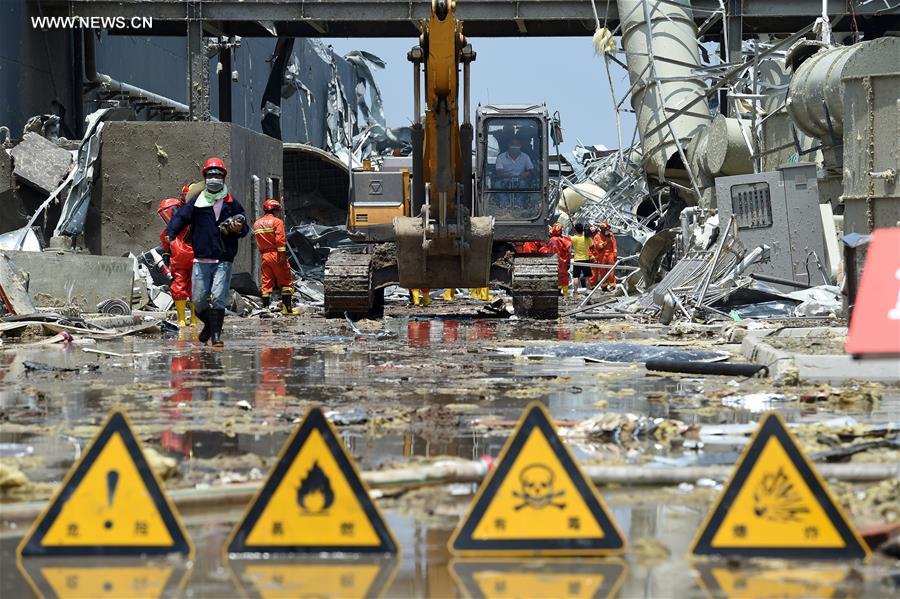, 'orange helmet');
202,157,227,177
263,199,282,212
599,221,611,231
550,223,563,237
157,197,183,224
